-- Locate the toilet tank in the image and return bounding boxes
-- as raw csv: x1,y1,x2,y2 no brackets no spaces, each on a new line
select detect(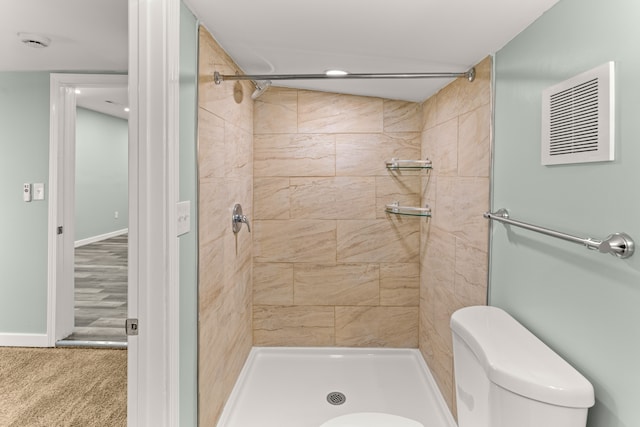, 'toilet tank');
450,306,594,427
